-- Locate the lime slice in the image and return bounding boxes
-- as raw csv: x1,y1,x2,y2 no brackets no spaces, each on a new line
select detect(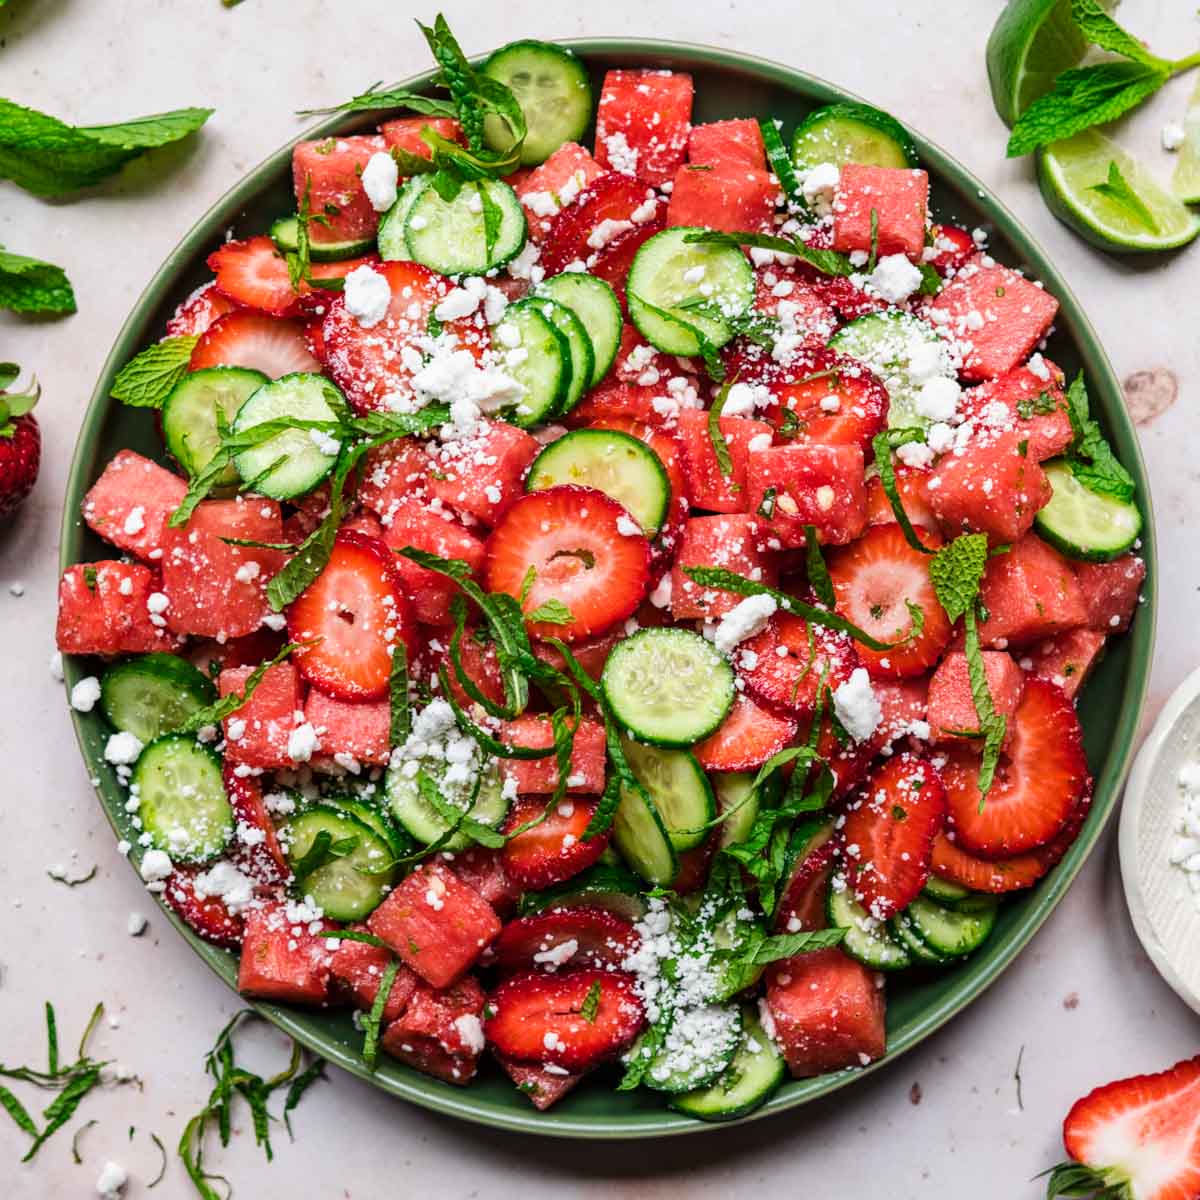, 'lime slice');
986,0,1092,127
1039,129,1200,253
1172,76,1200,205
